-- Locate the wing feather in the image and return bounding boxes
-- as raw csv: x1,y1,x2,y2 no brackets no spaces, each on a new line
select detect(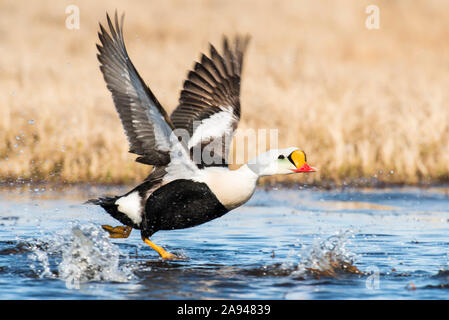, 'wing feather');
97,12,175,166
170,35,250,168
